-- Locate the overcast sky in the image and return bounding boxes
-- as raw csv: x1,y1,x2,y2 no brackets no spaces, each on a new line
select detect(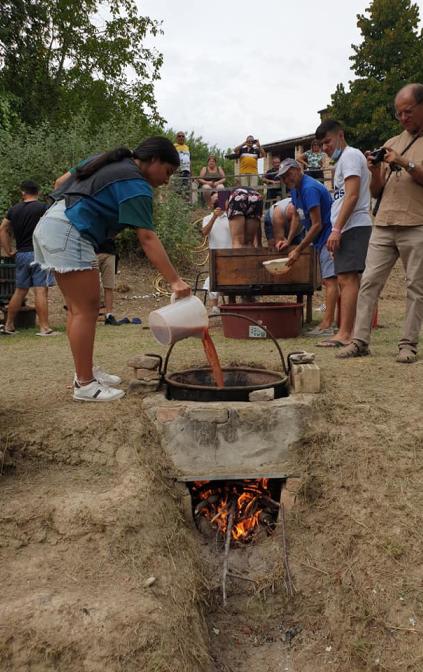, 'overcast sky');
139,0,423,150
